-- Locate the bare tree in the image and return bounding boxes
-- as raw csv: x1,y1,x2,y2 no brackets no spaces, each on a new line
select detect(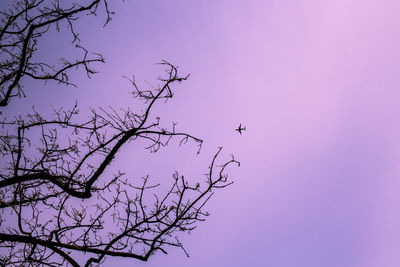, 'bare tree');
0,1,239,267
